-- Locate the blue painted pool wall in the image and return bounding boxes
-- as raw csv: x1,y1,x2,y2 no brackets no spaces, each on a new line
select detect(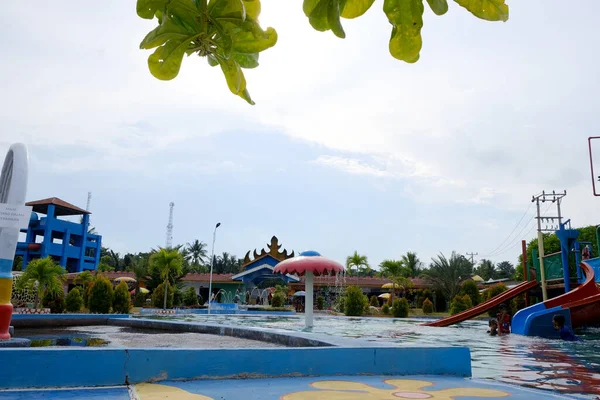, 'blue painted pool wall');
0,347,471,389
